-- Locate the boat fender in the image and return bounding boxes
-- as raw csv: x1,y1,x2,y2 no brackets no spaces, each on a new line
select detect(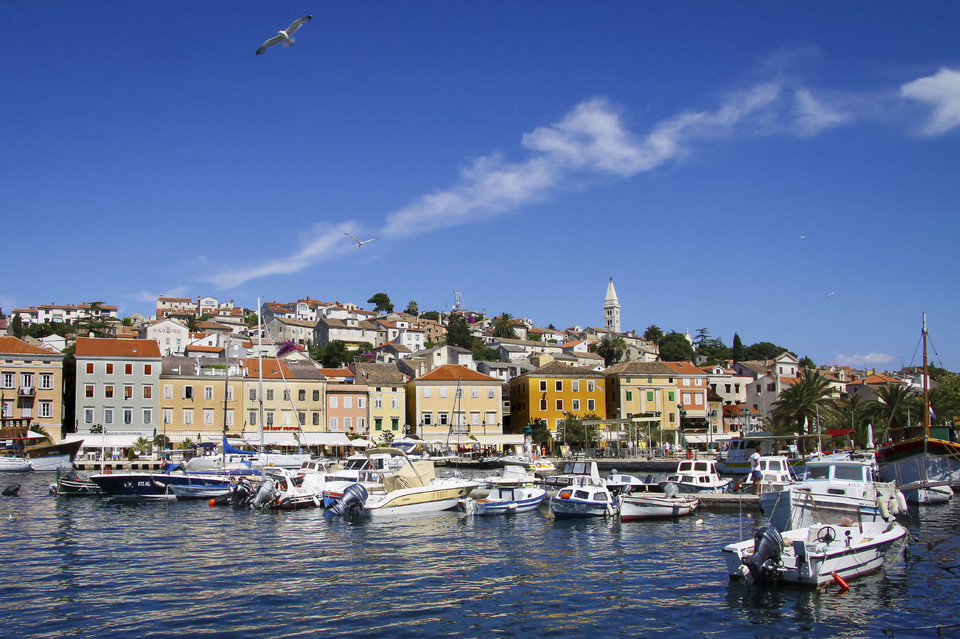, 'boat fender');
895,491,907,514
887,495,899,517
877,496,890,520
831,571,850,591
